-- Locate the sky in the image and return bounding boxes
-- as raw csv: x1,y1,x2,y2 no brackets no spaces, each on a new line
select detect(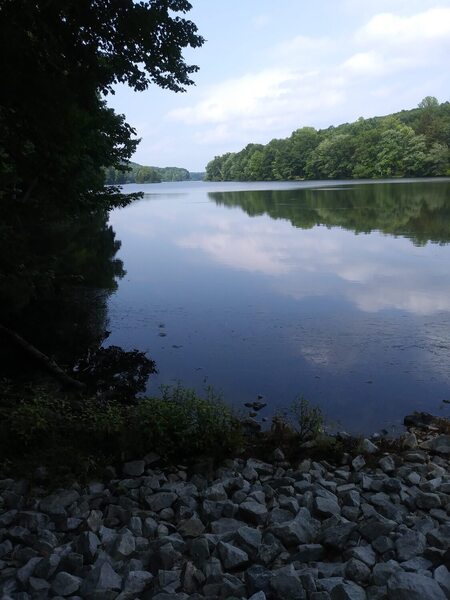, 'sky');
107,0,450,171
